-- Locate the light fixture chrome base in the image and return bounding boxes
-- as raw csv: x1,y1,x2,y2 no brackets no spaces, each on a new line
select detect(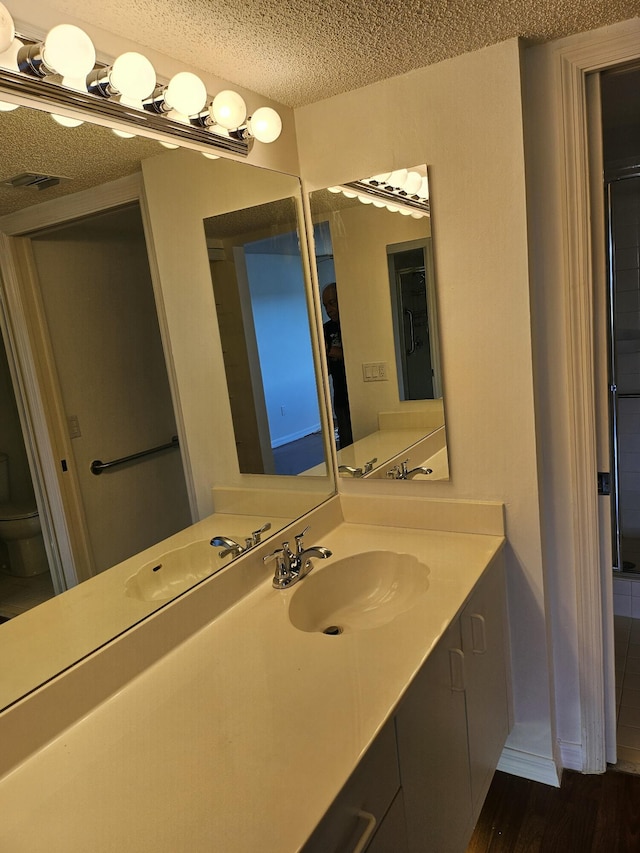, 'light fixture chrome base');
0,64,251,157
